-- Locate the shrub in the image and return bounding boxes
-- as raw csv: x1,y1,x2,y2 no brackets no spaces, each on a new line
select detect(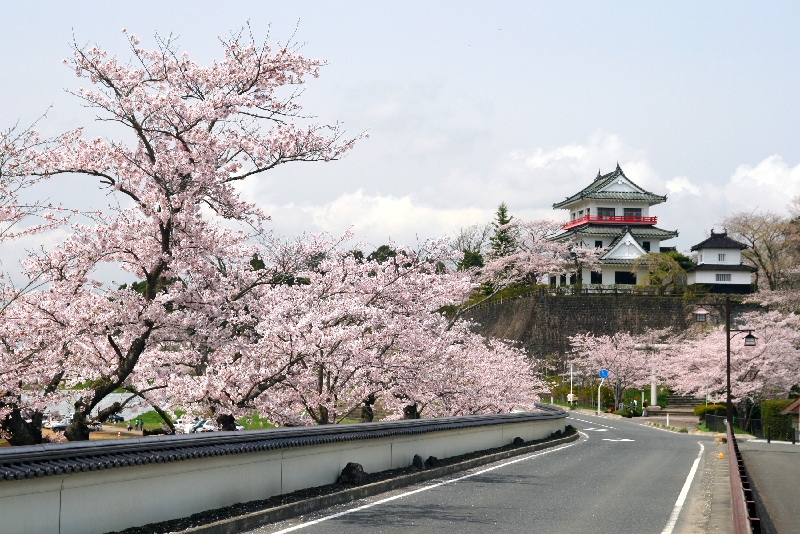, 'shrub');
694,404,726,421
761,399,795,441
